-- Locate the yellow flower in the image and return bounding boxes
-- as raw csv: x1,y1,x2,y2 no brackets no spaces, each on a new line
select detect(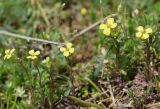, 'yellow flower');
60,42,74,57
4,48,15,60
136,26,153,40
99,17,117,36
99,24,107,30
27,49,40,60
106,18,117,28
80,8,87,15
42,57,51,68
